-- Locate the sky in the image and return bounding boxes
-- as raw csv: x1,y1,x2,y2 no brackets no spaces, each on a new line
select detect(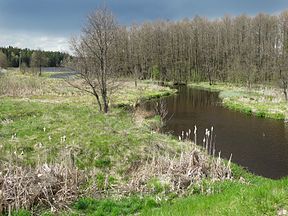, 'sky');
0,0,288,52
